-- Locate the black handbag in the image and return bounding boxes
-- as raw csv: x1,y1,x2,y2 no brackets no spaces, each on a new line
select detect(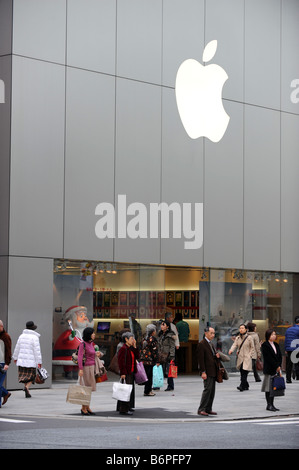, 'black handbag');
270,374,285,397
